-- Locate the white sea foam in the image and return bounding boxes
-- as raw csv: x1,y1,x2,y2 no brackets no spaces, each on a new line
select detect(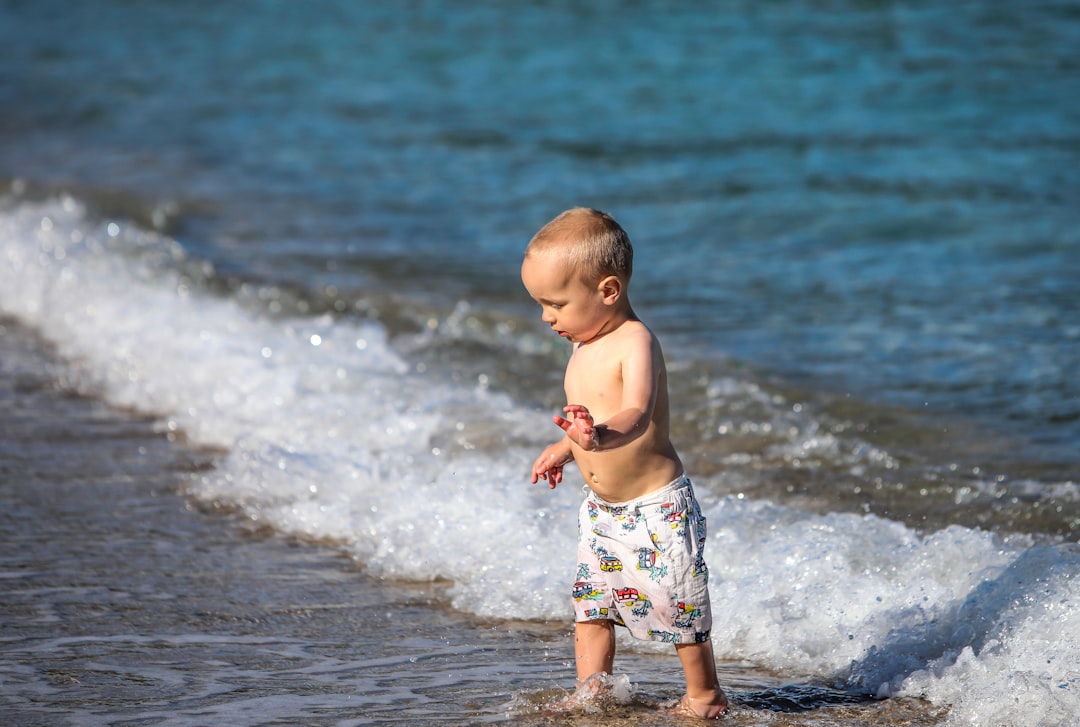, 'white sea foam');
3,195,1077,726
